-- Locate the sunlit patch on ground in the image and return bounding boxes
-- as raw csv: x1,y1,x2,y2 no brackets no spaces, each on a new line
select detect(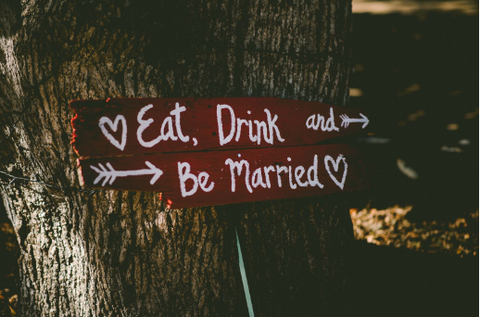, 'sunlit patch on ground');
352,0,478,15
349,88,364,97
351,206,479,256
